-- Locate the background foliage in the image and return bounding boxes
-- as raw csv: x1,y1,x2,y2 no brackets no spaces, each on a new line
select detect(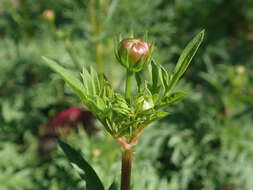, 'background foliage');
0,0,253,189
